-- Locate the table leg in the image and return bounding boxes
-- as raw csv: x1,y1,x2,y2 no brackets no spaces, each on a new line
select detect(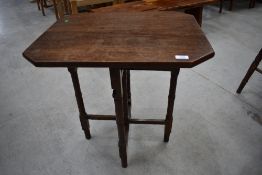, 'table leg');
249,0,256,8
185,6,203,26
164,69,180,142
122,70,131,134
219,0,224,13
36,0,41,10
126,70,131,106
229,0,233,11
68,67,91,139
110,68,128,168
40,0,46,16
